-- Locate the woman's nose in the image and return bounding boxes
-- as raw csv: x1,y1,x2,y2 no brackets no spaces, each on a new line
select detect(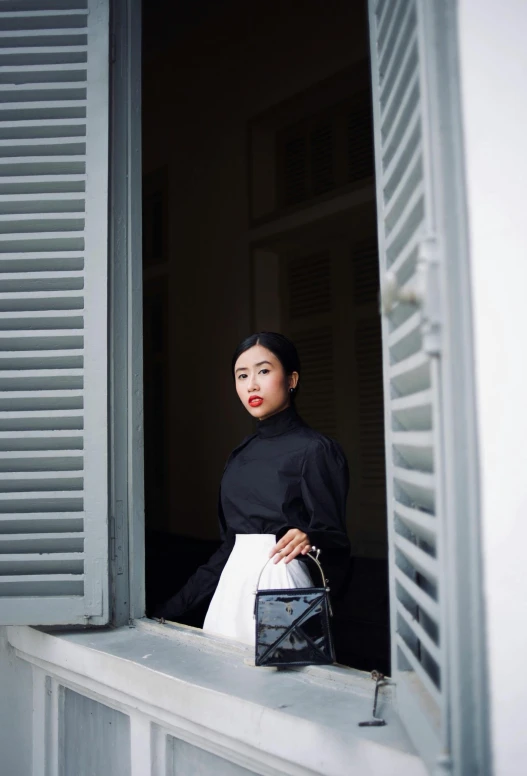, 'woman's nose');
248,376,259,391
